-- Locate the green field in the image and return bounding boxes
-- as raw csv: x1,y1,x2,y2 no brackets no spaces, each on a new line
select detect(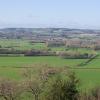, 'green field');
0,39,47,50
0,56,87,67
0,56,99,90
0,56,86,80
0,39,100,90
